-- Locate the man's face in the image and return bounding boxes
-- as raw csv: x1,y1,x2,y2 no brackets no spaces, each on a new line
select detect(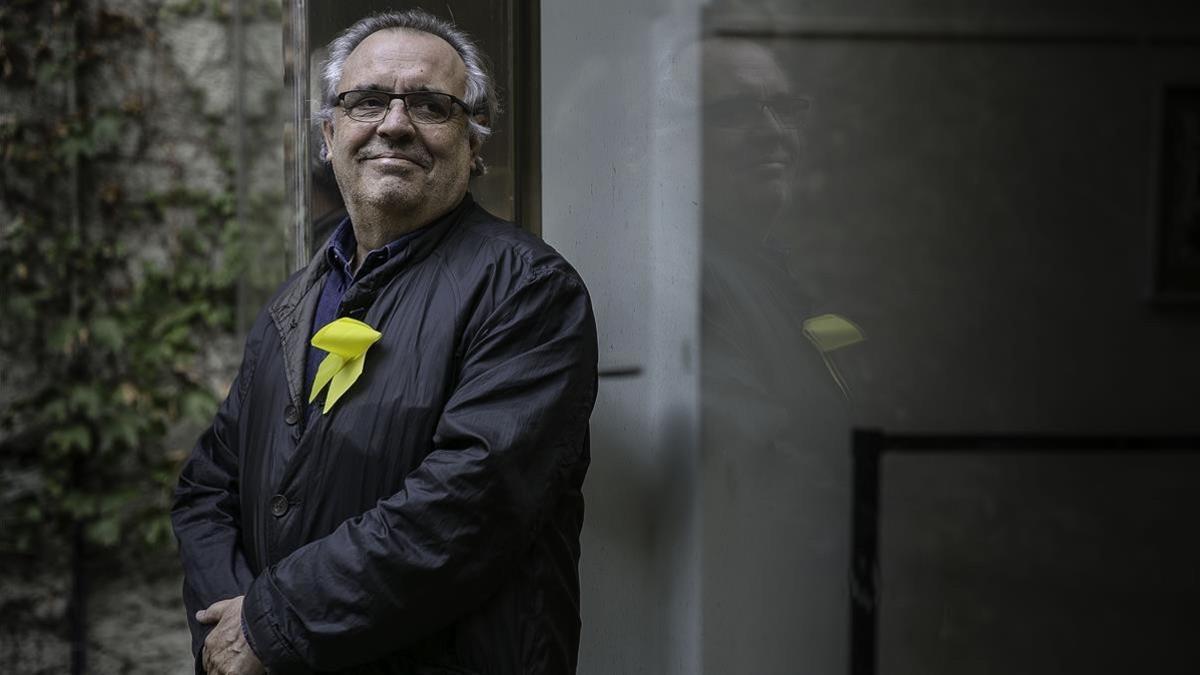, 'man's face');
702,39,803,229
322,28,480,223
